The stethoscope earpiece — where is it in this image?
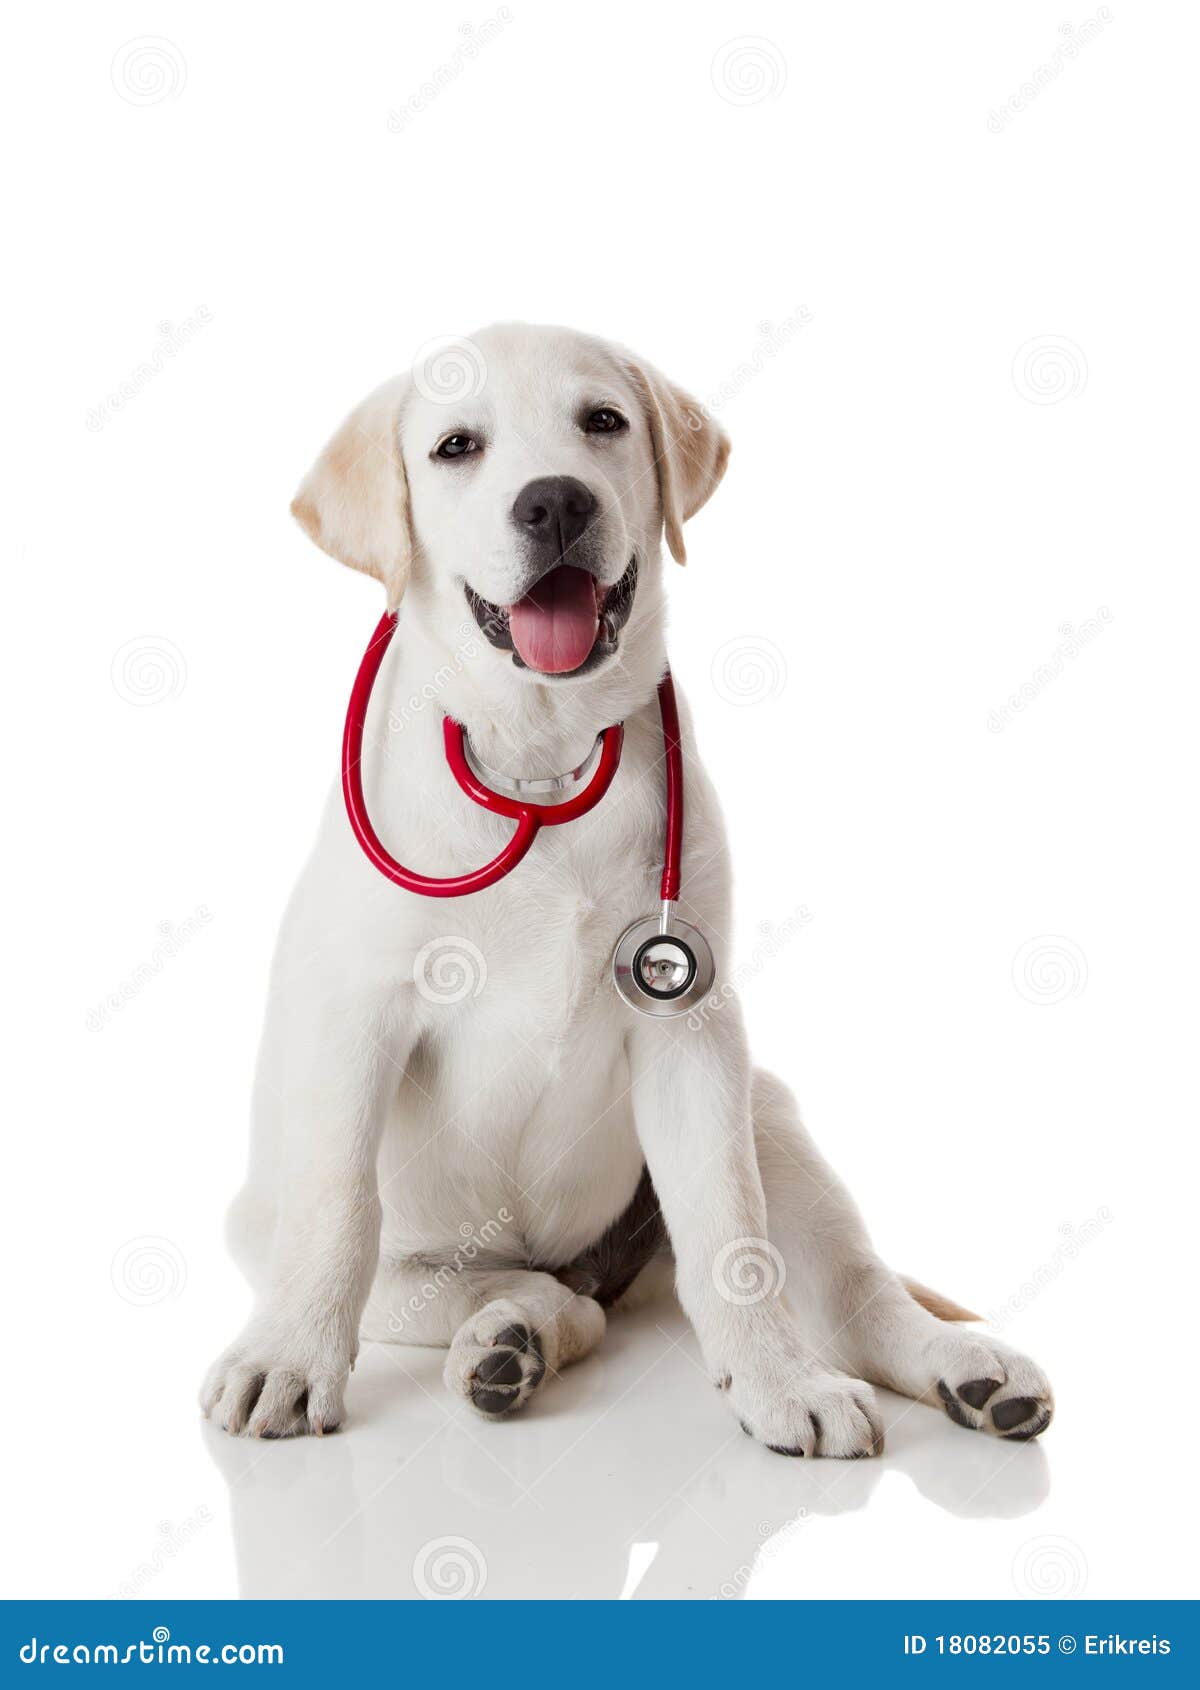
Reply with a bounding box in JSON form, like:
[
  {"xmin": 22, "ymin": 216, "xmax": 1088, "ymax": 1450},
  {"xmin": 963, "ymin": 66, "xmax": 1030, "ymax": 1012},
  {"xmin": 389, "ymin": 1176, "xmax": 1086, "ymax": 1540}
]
[{"xmin": 612, "ymin": 905, "xmax": 716, "ymax": 1019}]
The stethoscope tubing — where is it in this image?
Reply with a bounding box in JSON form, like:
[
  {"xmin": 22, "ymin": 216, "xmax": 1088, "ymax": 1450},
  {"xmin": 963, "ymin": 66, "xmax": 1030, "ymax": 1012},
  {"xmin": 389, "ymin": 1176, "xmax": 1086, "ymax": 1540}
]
[{"xmin": 342, "ymin": 610, "xmax": 686, "ymax": 900}]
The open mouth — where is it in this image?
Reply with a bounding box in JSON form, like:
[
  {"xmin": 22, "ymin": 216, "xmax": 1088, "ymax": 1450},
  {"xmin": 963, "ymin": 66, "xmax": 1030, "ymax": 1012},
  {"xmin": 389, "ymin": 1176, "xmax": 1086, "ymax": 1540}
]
[{"xmin": 465, "ymin": 557, "xmax": 638, "ymax": 678}]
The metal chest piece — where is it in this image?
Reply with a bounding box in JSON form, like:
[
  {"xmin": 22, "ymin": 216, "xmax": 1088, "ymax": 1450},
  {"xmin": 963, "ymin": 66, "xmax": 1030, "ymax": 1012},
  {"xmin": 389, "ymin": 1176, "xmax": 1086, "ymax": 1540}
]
[{"xmin": 612, "ymin": 901, "xmax": 716, "ymax": 1019}]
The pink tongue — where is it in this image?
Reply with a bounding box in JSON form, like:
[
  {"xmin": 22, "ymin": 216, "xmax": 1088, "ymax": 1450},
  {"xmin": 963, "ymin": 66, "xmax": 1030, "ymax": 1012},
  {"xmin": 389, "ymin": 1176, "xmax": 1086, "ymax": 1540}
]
[{"xmin": 508, "ymin": 566, "xmax": 600, "ymax": 675}]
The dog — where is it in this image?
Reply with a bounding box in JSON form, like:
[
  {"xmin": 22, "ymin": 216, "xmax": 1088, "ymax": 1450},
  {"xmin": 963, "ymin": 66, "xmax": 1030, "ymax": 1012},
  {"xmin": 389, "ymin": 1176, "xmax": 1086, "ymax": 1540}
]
[{"xmin": 201, "ymin": 323, "xmax": 1053, "ymax": 1454}]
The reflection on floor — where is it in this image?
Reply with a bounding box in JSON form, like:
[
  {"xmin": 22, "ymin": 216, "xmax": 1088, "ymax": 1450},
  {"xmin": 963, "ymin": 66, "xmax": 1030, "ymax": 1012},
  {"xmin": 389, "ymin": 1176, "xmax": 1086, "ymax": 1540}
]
[{"xmin": 203, "ymin": 1303, "xmax": 1051, "ymax": 1600}]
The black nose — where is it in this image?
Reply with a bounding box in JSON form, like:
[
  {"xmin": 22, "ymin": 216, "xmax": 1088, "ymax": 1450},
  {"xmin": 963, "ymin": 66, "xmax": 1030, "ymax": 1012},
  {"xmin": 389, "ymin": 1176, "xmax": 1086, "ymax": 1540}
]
[{"xmin": 511, "ymin": 476, "xmax": 597, "ymax": 558}]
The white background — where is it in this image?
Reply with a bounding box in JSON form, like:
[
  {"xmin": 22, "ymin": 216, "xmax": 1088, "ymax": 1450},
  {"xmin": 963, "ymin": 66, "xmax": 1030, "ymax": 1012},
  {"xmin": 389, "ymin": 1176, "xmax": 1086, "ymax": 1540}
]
[{"xmin": 4, "ymin": 0, "xmax": 1198, "ymax": 1602}]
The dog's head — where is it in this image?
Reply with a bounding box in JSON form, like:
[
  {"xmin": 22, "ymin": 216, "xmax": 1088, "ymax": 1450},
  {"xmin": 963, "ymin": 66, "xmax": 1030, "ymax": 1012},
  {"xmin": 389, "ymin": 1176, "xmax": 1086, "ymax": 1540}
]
[{"xmin": 291, "ymin": 324, "xmax": 729, "ymax": 690}]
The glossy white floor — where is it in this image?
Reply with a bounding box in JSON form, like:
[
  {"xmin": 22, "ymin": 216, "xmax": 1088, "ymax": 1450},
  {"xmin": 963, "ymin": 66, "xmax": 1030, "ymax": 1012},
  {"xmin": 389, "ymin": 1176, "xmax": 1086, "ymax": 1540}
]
[
  {"xmin": 8, "ymin": 1265, "xmax": 1189, "ymax": 1603},
  {"xmin": 194, "ymin": 1304, "xmax": 1123, "ymax": 1603}
]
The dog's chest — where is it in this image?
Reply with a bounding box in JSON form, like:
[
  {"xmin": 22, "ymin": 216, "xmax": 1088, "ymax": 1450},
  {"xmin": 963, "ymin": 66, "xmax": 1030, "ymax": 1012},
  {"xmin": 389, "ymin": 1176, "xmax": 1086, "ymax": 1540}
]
[
  {"xmin": 398, "ymin": 747, "xmax": 660, "ymax": 1036},
  {"xmin": 442, "ymin": 857, "xmax": 637, "ymax": 1050},
  {"xmin": 390, "ymin": 850, "xmax": 649, "ymax": 1259}
]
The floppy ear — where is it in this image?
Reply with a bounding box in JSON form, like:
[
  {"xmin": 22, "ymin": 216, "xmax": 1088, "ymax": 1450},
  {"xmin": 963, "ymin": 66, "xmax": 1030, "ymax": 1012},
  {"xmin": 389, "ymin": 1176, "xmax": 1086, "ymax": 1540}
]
[
  {"xmin": 622, "ymin": 357, "xmax": 731, "ymax": 564},
  {"xmin": 290, "ymin": 378, "xmax": 413, "ymax": 609}
]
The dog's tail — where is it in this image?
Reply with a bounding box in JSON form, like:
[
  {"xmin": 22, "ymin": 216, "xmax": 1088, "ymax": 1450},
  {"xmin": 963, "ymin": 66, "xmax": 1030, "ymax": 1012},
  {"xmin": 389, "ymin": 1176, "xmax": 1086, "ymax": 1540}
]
[{"xmin": 901, "ymin": 1275, "xmax": 980, "ymax": 1323}]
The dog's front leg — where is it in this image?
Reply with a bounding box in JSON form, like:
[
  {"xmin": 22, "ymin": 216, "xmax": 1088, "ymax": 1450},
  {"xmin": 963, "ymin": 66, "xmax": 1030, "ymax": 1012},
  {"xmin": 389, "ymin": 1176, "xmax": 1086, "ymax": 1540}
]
[
  {"xmin": 629, "ymin": 1005, "xmax": 884, "ymax": 1458},
  {"xmin": 201, "ymin": 983, "xmax": 403, "ymax": 1438}
]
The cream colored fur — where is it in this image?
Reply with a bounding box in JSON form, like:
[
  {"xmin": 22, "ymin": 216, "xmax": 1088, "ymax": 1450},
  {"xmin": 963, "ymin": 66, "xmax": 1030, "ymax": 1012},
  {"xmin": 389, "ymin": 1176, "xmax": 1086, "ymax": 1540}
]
[{"xmin": 202, "ymin": 323, "xmax": 1053, "ymax": 1455}]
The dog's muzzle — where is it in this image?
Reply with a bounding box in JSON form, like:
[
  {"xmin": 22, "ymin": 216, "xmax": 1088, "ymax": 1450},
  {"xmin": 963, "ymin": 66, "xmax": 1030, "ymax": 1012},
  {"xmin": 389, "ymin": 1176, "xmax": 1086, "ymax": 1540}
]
[{"xmin": 465, "ymin": 555, "xmax": 638, "ymax": 678}]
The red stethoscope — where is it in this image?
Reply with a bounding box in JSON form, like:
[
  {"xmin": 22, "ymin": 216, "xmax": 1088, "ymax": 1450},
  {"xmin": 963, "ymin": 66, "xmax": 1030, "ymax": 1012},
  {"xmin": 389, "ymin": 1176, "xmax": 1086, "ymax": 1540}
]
[{"xmin": 342, "ymin": 612, "xmax": 716, "ymax": 1017}]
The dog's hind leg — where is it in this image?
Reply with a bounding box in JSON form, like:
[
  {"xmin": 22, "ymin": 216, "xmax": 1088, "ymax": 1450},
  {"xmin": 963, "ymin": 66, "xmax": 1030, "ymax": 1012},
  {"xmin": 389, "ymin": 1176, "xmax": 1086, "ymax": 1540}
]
[
  {"xmin": 363, "ymin": 1260, "xmax": 606, "ymax": 1419},
  {"xmin": 752, "ymin": 1069, "xmax": 1054, "ymax": 1443}
]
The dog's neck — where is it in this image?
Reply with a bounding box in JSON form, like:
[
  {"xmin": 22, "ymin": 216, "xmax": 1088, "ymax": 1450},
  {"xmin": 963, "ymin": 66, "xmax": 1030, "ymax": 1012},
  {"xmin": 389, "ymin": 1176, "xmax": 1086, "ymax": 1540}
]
[{"xmin": 393, "ymin": 581, "xmax": 669, "ymax": 779}]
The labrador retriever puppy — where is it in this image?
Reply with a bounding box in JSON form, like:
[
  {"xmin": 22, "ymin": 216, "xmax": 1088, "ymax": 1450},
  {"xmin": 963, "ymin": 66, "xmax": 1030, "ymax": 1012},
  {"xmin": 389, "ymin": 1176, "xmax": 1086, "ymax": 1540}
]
[{"xmin": 202, "ymin": 323, "xmax": 1053, "ymax": 1454}]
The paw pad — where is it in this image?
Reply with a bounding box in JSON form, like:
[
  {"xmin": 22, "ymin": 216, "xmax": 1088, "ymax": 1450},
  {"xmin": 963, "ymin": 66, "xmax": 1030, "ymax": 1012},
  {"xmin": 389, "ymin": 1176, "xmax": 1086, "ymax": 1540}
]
[
  {"xmin": 992, "ymin": 1395, "xmax": 1052, "ymax": 1439},
  {"xmin": 937, "ymin": 1379, "xmax": 976, "ymax": 1429},
  {"xmin": 957, "ymin": 1377, "xmax": 1002, "ymax": 1411},
  {"xmin": 469, "ymin": 1322, "xmax": 546, "ymax": 1418},
  {"xmin": 476, "ymin": 1348, "xmax": 524, "ymax": 1388},
  {"xmin": 937, "ymin": 1378, "xmax": 1052, "ymax": 1440}
]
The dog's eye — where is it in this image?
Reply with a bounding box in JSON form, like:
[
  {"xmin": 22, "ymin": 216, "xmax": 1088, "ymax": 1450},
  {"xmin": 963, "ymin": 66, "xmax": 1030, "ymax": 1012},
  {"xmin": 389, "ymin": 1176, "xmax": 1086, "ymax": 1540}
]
[
  {"xmin": 584, "ymin": 408, "xmax": 627, "ymax": 435},
  {"xmin": 434, "ymin": 433, "xmax": 479, "ymax": 460}
]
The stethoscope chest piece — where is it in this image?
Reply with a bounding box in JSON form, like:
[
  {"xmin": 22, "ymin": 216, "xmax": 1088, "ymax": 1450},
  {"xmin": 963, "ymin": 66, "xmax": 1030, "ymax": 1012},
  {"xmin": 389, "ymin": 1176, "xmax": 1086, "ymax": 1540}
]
[{"xmin": 612, "ymin": 907, "xmax": 716, "ymax": 1019}]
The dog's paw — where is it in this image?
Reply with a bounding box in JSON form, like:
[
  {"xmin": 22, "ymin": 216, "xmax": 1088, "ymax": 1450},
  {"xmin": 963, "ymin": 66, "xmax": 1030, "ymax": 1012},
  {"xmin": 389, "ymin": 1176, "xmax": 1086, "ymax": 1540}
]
[
  {"xmin": 200, "ymin": 1328, "xmax": 350, "ymax": 1438},
  {"xmin": 444, "ymin": 1299, "xmax": 549, "ymax": 1418},
  {"xmin": 725, "ymin": 1351, "xmax": 884, "ymax": 1458},
  {"xmin": 928, "ymin": 1330, "xmax": 1053, "ymax": 1442}
]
